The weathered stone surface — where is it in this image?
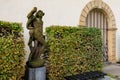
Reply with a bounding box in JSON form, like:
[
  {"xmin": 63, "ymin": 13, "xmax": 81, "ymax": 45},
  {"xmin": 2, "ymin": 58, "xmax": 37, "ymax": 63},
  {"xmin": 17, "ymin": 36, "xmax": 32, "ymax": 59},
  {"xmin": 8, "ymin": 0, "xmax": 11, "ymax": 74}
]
[{"xmin": 26, "ymin": 7, "xmax": 45, "ymax": 68}]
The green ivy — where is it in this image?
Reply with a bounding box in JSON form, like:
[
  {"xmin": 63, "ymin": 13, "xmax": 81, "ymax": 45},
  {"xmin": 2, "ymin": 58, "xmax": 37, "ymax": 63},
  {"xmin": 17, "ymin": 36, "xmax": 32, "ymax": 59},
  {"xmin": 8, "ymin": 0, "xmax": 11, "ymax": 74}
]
[
  {"xmin": 0, "ymin": 21, "xmax": 25, "ymax": 80},
  {"xmin": 46, "ymin": 26, "xmax": 103, "ymax": 80}
]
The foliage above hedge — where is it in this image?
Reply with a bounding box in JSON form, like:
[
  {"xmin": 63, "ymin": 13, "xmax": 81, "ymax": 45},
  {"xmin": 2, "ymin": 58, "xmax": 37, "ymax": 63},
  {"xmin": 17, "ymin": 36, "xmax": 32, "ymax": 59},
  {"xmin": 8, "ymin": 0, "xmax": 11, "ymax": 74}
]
[
  {"xmin": 0, "ymin": 21, "xmax": 25, "ymax": 80},
  {"xmin": 46, "ymin": 26, "xmax": 103, "ymax": 80},
  {"xmin": 0, "ymin": 21, "xmax": 22, "ymax": 32}
]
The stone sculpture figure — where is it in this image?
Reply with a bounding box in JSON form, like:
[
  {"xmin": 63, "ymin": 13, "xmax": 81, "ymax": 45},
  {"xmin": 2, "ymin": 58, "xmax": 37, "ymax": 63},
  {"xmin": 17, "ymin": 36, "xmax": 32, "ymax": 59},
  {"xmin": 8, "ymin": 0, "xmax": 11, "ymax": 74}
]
[{"xmin": 26, "ymin": 7, "xmax": 45, "ymax": 68}]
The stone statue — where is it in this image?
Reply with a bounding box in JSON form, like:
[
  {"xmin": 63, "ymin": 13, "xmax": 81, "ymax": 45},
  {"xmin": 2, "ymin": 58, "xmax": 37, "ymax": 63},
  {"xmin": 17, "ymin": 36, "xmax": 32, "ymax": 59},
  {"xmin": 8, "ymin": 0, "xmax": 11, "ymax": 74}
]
[{"xmin": 26, "ymin": 7, "xmax": 45, "ymax": 68}]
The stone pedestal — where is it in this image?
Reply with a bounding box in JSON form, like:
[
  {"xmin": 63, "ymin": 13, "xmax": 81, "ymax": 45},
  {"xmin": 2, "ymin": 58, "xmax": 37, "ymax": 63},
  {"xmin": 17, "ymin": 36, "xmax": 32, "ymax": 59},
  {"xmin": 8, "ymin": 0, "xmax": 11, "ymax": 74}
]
[{"xmin": 28, "ymin": 66, "xmax": 46, "ymax": 80}]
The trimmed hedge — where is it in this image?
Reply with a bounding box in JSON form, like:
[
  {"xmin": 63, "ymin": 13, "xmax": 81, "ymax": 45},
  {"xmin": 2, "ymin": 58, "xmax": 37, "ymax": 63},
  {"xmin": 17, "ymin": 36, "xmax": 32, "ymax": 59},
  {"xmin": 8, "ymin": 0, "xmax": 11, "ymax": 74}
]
[
  {"xmin": 0, "ymin": 21, "xmax": 25, "ymax": 80},
  {"xmin": 46, "ymin": 26, "xmax": 103, "ymax": 80}
]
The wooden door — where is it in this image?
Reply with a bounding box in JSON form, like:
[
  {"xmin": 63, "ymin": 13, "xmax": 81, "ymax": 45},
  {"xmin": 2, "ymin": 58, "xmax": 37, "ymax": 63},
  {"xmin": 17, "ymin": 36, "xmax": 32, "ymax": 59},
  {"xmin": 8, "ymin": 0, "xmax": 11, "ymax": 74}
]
[{"xmin": 86, "ymin": 9, "xmax": 108, "ymax": 61}]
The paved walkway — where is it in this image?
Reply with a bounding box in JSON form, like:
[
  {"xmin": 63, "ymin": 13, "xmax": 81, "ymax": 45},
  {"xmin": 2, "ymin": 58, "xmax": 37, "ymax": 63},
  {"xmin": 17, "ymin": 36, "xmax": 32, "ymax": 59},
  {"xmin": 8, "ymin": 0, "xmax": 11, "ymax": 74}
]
[{"xmin": 103, "ymin": 63, "xmax": 120, "ymax": 78}]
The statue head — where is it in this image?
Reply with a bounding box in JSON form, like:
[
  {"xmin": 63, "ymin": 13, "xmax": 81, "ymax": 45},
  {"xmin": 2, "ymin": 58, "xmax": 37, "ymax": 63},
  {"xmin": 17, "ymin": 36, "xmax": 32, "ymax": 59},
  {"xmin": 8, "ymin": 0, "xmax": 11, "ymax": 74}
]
[{"xmin": 36, "ymin": 10, "xmax": 45, "ymax": 18}]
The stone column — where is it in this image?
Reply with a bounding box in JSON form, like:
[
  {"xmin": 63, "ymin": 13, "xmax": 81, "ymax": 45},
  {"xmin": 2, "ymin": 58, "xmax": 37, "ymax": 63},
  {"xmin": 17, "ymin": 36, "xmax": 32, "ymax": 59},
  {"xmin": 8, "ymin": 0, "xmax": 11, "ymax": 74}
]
[{"xmin": 108, "ymin": 28, "xmax": 117, "ymax": 63}]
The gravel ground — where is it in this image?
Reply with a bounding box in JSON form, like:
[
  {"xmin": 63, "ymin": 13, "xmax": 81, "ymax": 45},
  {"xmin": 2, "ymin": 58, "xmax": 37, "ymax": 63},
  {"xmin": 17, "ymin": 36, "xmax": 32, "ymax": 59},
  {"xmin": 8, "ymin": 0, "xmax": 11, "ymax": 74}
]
[
  {"xmin": 103, "ymin": 63, "xmax": 120, "ymax": 79},
  {"xmin": 98, "ymin": 76, "xmax": 120, "ymax": 80}
]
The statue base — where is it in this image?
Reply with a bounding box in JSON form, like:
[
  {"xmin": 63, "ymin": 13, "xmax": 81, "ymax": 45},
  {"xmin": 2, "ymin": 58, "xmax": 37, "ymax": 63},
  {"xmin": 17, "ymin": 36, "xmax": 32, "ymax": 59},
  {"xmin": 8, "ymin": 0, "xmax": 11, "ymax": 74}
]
[{"xmin": 25, "ymin": 66, "xmax": 46, "ymax": 80}]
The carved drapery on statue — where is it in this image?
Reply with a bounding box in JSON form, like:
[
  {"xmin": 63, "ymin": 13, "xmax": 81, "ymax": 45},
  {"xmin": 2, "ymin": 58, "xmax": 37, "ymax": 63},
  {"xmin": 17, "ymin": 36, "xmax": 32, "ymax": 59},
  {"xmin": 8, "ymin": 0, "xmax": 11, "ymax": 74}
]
[{"xmin": 26, "ymin": 7, "xmax": 45, "ymax": 68}]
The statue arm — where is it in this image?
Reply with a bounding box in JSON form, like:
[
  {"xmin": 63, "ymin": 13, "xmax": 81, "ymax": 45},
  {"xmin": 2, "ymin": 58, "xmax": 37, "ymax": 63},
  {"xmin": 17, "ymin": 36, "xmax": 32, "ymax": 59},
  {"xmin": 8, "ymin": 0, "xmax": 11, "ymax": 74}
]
[
  {"xmin": 26, "ymin": 17, "xmax": 35, "ymax": 29},
  {"xmin": 26, "ymin": 7, "xmax": 37, "ymax": 29},
  {"xmin": 27, "ymin": 7, "xmax": 37, "ymax": 18}
]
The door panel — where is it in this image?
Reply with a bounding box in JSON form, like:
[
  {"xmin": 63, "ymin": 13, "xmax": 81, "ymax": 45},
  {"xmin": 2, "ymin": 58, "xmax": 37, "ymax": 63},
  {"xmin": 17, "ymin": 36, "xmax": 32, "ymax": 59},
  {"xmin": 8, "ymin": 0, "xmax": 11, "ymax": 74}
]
[{"xmin": 86, "ymin": 9, "xmax": 108, "ymax": 61}]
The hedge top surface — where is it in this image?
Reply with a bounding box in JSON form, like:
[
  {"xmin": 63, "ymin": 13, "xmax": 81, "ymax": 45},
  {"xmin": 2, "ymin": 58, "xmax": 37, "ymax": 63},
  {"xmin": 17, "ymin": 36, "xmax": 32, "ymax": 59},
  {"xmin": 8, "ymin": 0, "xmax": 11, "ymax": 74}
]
[
  {"xmin": 0, "ymin": 21, "xmax": 22, "ymax": 32},
  {"xmin": 46, "ymin": 26, "xmax": 101, "ymax": 38}
]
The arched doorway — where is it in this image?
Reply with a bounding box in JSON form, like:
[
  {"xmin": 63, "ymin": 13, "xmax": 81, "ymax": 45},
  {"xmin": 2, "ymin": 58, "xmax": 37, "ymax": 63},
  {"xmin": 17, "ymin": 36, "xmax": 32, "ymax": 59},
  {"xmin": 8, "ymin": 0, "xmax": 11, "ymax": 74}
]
[
  {"xmin": 86, "ymin": 8, "xmax": 108, "ymax": 61},
  {"xmin": 79, "ymin": 0, "xmax": 117, "ymax": 63}
]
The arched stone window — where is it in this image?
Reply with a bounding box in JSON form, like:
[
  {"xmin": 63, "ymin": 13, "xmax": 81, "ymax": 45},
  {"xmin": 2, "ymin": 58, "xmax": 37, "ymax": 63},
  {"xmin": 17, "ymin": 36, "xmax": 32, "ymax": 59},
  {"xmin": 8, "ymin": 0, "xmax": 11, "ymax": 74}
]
[{"xmin": 79, "ymin": 0, "xmax": 117, "ymax": 63}]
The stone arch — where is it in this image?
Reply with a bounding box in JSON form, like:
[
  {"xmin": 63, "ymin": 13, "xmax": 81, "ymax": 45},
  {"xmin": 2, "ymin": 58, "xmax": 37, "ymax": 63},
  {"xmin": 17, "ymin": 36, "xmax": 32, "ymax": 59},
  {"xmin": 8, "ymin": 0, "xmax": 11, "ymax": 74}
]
[{"xmin": 79, "ymin": 0, "xmax": 117, "ymax": 63}]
